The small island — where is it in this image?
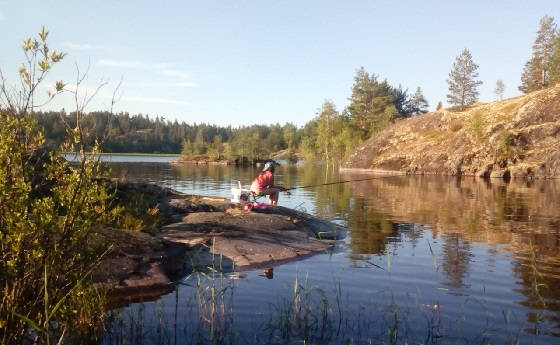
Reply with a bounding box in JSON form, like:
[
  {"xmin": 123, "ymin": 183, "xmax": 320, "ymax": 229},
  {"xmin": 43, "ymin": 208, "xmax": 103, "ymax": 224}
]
[{"xmin": 94, "ymin": 180, "xmax": 345, "ymax": 305}]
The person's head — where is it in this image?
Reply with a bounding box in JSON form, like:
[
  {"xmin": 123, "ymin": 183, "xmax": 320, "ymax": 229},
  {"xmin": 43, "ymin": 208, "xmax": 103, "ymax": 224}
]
[{"xmin": 262, "ymin": 161, "xmax": 276, "ymax": 173}]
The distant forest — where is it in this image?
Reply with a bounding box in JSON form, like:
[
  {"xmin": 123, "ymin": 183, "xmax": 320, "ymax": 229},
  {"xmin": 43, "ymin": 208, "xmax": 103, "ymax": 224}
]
[
  {"xmin": 34, "ymin": 110, "xmax": 303, "ymax": 159},
  {"xmin": 32, "ymin": 15, "xmax": 560, "ymax": 164},
  {"xmin": 33, "ymin": 67, "xmax": 428, "ymax": 163}
]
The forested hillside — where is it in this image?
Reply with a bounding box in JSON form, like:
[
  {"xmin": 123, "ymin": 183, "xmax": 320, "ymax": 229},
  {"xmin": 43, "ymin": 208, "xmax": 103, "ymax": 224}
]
[
  {"xmin": 33, "ymin": 110, "xmax": 300, "ymax": 159},
  {"xmin": 343, "ymin": 86, "xmax": 560, "ymax": 179}
]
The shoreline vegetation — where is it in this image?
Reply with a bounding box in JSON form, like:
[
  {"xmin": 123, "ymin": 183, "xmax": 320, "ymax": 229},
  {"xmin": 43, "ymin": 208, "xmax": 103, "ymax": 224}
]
[
  {"xmin": 170, "ymin": 155, "xmax": 274, "ymax": 166},
  {"xmin": 65, "ymin": 152, "xmax": 180, "ymax": 157}
]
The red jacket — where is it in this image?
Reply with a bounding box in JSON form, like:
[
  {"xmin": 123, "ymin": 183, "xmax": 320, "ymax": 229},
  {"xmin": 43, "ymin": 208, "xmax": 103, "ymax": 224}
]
[{"xmin": 250, "ymin": 170, "xmax": 274, "ymax": 192}]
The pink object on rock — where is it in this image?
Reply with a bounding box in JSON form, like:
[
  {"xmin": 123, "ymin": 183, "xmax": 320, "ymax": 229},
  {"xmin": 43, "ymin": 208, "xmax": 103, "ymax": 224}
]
[
  {"xmin": 244, "ymin": 202, "xmax": 269, "ymax": 211},
  {"xmin": 254, "ymin": 202, "xmax": 269, "ymax": 210}
]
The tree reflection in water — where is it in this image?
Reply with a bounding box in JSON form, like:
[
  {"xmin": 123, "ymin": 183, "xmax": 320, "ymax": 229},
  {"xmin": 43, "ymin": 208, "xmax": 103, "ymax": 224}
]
[{"xmin": 106, "ymin": 161, "xmax": 560, "ymax": 340}]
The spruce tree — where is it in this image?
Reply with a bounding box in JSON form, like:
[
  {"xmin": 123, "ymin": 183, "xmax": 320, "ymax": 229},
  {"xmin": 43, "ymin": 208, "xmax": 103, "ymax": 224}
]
[
  {"xmin": 446, "ymin": 48, "xmax": 482, "ymax": 110},
  {"xmin": 494, "ymin": 80, "xmax": 506, "ymax": 100},
  {"xmin": 519, "ymin": 16, "xmax": 558, "ymax": 93},
  {"xmin": 392, "ymin": 85, "xmax": 411, "ymax": 117},
  {"xmin": 409, "ymin": 87, "xmax": 429, "ymax": 115}
]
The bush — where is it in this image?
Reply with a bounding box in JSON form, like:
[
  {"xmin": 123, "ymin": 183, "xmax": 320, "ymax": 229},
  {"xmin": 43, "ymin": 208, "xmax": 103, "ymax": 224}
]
[
  {"xmin": 469, "ymin": 111, "xmax": 485, "ymax": 140},
  {"xmin": 0, "ymin": 114, "xmax": 113, "ymax": 344},
  {"xmin": 448, "ymin": 119, "xmax": 463, "ymax": 132},
  {"xmin": 497, "ymin": 130, "xmax": 514, "ymax": 160},
  {"xmin": 0, "ymin": 27, "xmax": 112, "ymax": 345}
]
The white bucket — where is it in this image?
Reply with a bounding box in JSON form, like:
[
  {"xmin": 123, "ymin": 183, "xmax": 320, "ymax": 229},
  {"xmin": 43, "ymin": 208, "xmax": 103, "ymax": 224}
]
[{"xmin": 231, "ymin": 188, "xmax": 251, "ymax": 203}]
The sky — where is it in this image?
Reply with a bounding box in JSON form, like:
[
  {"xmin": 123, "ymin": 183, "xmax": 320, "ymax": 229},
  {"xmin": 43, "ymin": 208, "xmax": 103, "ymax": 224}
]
[{"xmin": 1, "ymin": 1, "xmax": 559, "ymax": 127}]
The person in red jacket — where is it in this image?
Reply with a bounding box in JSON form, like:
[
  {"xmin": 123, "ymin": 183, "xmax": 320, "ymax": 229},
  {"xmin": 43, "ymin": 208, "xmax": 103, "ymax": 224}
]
[{"xmin": 250, "ymin": 161, "xmax": 286, "ymax": 205}]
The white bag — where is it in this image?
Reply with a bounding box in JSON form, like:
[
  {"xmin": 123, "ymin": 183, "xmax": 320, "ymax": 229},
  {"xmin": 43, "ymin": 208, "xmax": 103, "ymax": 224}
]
[{"xmin": 231, "ymin": 187, "xmax": 251, "ymax": 203}]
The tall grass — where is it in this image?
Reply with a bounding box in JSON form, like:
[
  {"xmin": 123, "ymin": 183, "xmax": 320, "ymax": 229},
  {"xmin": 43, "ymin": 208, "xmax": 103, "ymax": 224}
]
[{"xmin": 102, "ymin": 240, "xmax": 555, "ymax": 345}]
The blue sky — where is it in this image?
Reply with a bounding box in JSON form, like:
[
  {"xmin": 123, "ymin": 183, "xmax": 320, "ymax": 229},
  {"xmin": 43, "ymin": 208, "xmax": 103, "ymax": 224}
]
[{"xmin": 1, "ymin": 1, "xmax": 558, "ymax": 126}]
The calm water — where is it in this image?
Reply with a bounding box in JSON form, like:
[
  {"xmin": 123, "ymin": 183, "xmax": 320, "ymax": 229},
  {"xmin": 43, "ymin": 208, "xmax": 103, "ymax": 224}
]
[{"xmin": 101, "ymin": 157, "xmax": 560, "ymax": 344}]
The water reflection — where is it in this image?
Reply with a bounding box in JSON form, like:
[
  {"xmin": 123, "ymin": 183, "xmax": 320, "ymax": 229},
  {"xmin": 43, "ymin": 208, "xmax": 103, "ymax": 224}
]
[
  {"xmin": 339, "ymin": 173, "xmax": 560, "ymax": 336},
  {"xmin": 104, "ymin": 161, "xmax": 560, "ymax": 342}
]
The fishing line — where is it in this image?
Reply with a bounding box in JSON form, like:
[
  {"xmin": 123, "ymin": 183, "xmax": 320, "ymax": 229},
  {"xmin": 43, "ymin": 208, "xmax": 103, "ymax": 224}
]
[{"xmin": 285, "ymin": 174, "xmax": 401, "ymax": 191}]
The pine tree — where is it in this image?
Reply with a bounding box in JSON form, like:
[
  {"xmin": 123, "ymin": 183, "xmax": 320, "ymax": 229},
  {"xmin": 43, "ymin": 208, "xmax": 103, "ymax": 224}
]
[
  {"xmin": 408, "ymin": 87, "xmax": 429, "ymax": 115},
  {"xmin": 346, "ymin": 67, "xmax": 399, "ymax": 139},
  {"xmin": 494, "ymin": 80, "xmax": 506, "ymax": 100},
  {"xmin": 549, "ymin": 34, "xmax": 560, "ymax": 85},
  {"xmin": 446, "ymin": 48, "xmax": 482, "ymax": 110},
  {"xmin": 519, "ymin": 16, "xmax": 558, "ymax": 93},
  {"xmin": 436, "ymin": 101, "xmax": 443, "ymax": 111}
]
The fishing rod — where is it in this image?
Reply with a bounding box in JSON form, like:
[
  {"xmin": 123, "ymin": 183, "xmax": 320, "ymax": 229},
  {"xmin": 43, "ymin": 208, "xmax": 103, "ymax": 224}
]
[{"xmin": 284, "ymin": 174, "xmax": 400, "ymax": 191}]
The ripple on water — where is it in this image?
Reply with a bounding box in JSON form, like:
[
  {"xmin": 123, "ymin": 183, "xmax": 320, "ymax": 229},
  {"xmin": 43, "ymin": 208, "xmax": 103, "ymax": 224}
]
[{"xmin": 102, "ymin": 161, "xmax": 560, "ymax": 344}]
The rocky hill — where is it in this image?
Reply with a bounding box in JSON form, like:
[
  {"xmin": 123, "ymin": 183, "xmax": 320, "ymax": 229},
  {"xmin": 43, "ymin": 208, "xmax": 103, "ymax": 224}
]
[{"xmin": 343, "ymin": 86, "xmax": 560, "ymax": 179}]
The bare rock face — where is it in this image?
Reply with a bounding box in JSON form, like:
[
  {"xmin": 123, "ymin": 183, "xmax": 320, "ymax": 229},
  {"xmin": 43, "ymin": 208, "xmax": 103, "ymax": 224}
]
[
  {"xmin": 159, "ymin": 198, "xmax": 344, "ymax": 270},
  {"xmin": 95, "ymin": 183, "xmax": 346, "ymax": 305},
  {"xmin": 343, "ymin": 86, "xmax": 560, "ymax": 179}
]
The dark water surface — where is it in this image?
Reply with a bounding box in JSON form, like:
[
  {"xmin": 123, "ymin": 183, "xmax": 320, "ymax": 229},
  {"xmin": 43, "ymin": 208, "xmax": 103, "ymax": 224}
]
[{"xmin": 101, "ymin": 158, "xmax": 560, "ymax": 344}]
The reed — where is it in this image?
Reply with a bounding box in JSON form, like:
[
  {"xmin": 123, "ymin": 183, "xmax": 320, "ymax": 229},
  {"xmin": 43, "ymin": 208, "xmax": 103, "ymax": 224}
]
[{"xmin": 101, "ymin": 244, "xmax": 554, "ymax": 345}]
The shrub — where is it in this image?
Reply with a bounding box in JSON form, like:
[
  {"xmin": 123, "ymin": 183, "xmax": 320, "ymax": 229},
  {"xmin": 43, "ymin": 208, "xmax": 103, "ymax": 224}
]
[
  {"xmin": 448, "ymin": 119, "xmax": 463, "ymax": 132},
  {"xmin": 497, "ymin": 130, "xmax": 514, "ymax": 160},
  {"xmin": 469, "ymin": 111, "xmax": 485, "ymax": 140},
  {"xmin": 0, "ymin": 115, "xmax": 112, "ymax": 344},
  {"xmin": 0, "ymin": 27, "xmax": 112, "ymax": 345}
]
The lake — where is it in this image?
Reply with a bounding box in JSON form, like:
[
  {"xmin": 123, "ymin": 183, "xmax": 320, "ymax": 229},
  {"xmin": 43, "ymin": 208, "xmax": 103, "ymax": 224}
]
[{"xmin": 101, "ymin": 156, "xmax": 560, "ymax": 345}]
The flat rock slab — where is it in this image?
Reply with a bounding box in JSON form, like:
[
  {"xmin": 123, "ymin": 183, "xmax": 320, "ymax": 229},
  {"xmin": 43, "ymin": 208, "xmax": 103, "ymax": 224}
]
[
  {"xmin": 94, "ymin": 182, "xmax": 346, "ymax": 305},
  {"xmin": 92, "ymin": 227, "xmax": 189, "ymax": 307},
  {"xmin": 160, "ymin": 208, "xmax": 335, "ymax": 269}
]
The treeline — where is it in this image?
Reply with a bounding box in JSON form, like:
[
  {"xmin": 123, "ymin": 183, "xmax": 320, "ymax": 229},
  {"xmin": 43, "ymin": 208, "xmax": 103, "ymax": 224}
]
[
  {"xmin": 33, "ymin": 67, "xmax": 429, "ymax": 165},
  {"xmin": 33, "ymin": 110, "xmax": 302, "ymax": 160},
  {"xmin": 299, "ymin": 68, "xmax": 428, "ymax": 165}
]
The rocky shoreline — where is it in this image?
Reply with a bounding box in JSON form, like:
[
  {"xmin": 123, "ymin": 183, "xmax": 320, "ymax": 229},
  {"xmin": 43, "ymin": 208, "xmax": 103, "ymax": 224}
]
[
  {"xmin": 343, "ymin": 87, "xmax": 560, "ymax": 179},
  {"xmin": 94, "ymin": 181, "xmax": 345, "ymax": 306},
  {"xmin": 170, "ymin": 156, "xmax": 275, "ymax": 166}
]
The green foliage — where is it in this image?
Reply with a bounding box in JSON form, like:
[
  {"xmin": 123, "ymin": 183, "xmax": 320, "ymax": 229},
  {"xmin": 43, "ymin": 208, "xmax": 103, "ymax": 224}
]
[
  {"xmin": 550, "ymin": 35, "xmax": 560, "ymax": 85},
  {"xmin": 469, "ymin": 111, "xmax": 485, "ymax": 141},
  {"xmin": 293, "ymin": 67, "xmax": 427, "ymax": 164},
  {"xmin": 193, "ymin": 128, "xmax": 206, "ymax": 155},
  {"xmin": 315, "ymin": 100, "xmax": 338, "ymax": 164},
  {"xmin": 346, "ymin": 67, "xmax": 401, "ymax": 140},
  {"xmin": 0, "ymin": 28, "xmax": 112, "ymax": 345},
  {"xmin": 296, "ymin": 101, "xmax": 360, "ymax": 165},
  {"xmin": 107, "ymin": 191, "xmax": 164, "ymax": 234},
  {"xmin": 181, "ymin": 138, "xmax": 194, "ymax": 157},
  {"xmin": 30, "ymin": 67, "xmax": 429, "ymax": 166},
  {"xmin": 392, "ymin": 85, "xmax": 429, "ymax": 116},
  {"xmin": 497, "ymin": 130, "xmax": 514, "ymax": 160},
  {"xmin": 0, "ymin": 114, "xmax": 110, "ymax": 344},
  {"xmin": 409, "ymin": 87, "xmax": 430, "ymax": 115},
  {"xmin": 446, "ymin": 48, "xmax": 482, "ymax": 110},
  {"xmin": 519, "ymin": 16, "xmax": 558, "ymax": 93}
]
